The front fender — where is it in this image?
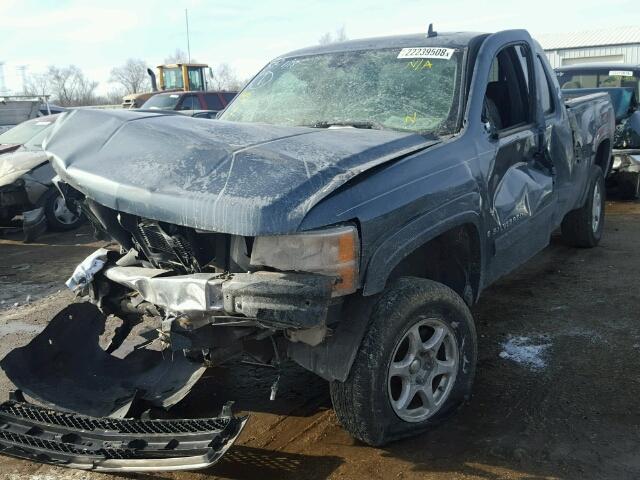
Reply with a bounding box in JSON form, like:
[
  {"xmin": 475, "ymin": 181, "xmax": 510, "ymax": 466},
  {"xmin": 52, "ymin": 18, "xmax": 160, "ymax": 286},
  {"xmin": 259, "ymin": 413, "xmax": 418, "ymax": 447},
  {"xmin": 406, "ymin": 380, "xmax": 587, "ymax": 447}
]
[{"xmin": 362, "ymin": 192, "xmax": 483, "ymax": 296}]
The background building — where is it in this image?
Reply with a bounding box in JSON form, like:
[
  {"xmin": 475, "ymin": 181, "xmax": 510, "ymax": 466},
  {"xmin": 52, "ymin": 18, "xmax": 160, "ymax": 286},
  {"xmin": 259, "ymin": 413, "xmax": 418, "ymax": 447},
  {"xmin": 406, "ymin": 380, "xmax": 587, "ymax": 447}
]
[{"xmin": 538, "ymin": 26, "xmax": 640, "ymax": 68}]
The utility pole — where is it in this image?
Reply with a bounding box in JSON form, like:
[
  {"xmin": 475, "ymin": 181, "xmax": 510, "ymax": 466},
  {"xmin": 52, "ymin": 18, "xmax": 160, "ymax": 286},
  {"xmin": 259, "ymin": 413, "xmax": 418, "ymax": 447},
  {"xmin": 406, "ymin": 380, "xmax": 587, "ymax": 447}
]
[
  {"xmin": 185, "ymin": 9, "xmax": 191, "ymax": 63},
  {"xmin": 17, "ymin": 65, "xmax": 28, "ymax": 93},
  {"xmin": 0, "ymin": 62, "xmax": 6, "ymax": 95}
]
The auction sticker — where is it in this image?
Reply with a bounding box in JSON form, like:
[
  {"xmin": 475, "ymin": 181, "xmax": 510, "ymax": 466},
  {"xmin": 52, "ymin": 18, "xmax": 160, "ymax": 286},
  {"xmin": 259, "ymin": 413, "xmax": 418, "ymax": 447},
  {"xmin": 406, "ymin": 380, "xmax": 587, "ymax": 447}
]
[
  {"xmin": 398, "ymin": 47, "xmax": 455, "ymax": 60},
  {"xmin": 609, "ymin": 70, "xmax": 633, "ymax": 77}
]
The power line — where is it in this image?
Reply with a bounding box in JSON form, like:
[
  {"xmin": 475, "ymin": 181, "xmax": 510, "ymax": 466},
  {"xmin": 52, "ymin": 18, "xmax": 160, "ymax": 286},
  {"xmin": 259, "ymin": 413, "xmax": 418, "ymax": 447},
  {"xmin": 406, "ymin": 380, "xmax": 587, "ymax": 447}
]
[
  {"xmin": 185, "ymin": 9, "xmax": 191, "ymax": 63},
  {"xmin": 17, "ymin": 65, "xmax": 28, "ymax": 93}
]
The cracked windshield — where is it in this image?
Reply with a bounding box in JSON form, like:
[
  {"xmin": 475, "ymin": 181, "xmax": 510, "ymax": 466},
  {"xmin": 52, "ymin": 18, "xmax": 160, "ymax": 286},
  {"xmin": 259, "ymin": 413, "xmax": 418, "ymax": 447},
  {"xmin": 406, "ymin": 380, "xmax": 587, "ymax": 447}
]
[{"xmin": 221, "ymin": 48, "xmax": 462, "ymax": 135}]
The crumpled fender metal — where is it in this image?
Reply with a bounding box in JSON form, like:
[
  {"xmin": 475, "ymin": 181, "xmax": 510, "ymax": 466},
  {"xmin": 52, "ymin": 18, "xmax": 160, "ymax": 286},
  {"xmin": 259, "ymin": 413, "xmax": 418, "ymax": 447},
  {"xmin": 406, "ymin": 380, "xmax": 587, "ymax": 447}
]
[
  {"xmin": 0, "ymin": 150, "xmax": 48, "ymax": 188},
  {"xmin": 288, "ymin": 293, "xmax": 378, "ymax": 382}
]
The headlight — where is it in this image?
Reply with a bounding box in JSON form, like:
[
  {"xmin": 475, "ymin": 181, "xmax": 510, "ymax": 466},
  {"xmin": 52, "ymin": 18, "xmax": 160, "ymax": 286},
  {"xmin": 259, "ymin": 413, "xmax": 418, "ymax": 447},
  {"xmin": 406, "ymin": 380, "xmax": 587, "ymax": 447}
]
[
  {"xmin": 250, "ymin": 225, "xmax": 359, "ymax": 296},
  {"xmin": 612, "ymin": 156, "xmax": 624, "ymax": 170}
]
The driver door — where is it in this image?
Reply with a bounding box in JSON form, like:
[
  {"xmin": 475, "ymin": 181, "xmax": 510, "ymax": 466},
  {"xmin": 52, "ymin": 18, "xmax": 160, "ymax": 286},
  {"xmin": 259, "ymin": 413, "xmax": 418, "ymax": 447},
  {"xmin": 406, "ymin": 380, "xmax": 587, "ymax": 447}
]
[{"xmin": 482, "ymin": 43, "xmax": 556, "ymax": 283}]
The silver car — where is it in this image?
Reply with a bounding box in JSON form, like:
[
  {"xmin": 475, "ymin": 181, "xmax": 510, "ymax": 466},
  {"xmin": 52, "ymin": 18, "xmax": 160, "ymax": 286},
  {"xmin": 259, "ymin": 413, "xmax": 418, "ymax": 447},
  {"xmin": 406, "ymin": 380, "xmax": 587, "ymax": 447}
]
[{"xmin": 0, "ymin": 115, "xmax": 83, "ymax": 241}]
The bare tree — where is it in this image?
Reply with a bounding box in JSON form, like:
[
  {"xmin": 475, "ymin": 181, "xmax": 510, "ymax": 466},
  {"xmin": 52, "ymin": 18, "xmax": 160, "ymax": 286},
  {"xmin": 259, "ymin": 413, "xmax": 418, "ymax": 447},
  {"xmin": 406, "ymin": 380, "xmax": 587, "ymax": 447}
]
[
  {"xmin": 23, "ymin": 73, "xmax": 49, "ymax": 96},
  {"xmin": 319, "ymin": 26, "xmax": 348, "ymax": 45},
  {"xmin": 48, "ymin": 66, "xmax": 99, "ymax": 106},
  {"xmin": 209, "ymin": 63, "xmax": 244, "ymax": 91},
  {"xmin": 110, "ymin": 58, "xmax": 150, "ymax": 94},
  {"xmin": 24, "ymin": 66, "xmax": 99, "ymax": 106},
  {"xmin": 164, "ymin": 49, "xmax": 197, "ymax": 64},
  {"xmin": 93, "ymin": 87, "xmax": 126, "ymax": 106}
]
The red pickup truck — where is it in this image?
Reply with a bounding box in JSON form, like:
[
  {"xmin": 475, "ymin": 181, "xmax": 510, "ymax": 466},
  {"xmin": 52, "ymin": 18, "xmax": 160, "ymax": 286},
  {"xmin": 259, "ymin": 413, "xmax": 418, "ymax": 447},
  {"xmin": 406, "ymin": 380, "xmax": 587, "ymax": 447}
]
[{"xmin": 140, "ymin": 91, "xmax": 237, "ymax": 117}]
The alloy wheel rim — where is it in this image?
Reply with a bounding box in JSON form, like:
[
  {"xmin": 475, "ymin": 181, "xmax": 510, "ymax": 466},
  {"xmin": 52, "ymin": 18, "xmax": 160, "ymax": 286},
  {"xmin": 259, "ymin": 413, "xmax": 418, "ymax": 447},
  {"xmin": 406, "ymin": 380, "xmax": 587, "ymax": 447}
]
[
  {"xmin": 387, "ymin": 317, "xmax": 459, "ymax": 422},
  {"xmin": 592, "ymin": 182, "xmax": 602, "ymax": 233},
  {"xmin": 53, "ymin": 195, "xmax": 79, "ymax": 225}
]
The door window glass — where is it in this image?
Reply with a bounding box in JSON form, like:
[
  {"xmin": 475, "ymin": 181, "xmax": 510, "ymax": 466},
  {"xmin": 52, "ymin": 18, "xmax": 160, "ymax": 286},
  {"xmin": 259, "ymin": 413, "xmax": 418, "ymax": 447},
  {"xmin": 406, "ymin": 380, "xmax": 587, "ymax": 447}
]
[
  {"xmin": 180, "ymin": 95, "xmax": 198, "ymax": 110},
  {"xmin": 187, "ymin": 67, "xmax": 204, "ymax": 91},
  {"xmin": 204, "ymin": 93, "xmax": 224, "ymax": 110},
  {"xmin": 483, "ymin": 45, "xmax": 532, "ymax": 131},
  {"xmin": 163, "ymin": 68, "xmax": 183, "ymax": 90},
  {"xmin": 536, "ymin": 57, "xmax": 554, "ymax": 114}
]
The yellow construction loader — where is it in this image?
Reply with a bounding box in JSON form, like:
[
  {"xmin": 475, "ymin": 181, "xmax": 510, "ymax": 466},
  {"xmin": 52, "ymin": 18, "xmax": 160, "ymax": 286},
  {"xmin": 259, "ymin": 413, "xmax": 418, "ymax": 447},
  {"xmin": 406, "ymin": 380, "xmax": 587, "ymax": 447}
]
[{"xmin": 121, "ymin": 63, "xmax": 211, "ymax": 108}]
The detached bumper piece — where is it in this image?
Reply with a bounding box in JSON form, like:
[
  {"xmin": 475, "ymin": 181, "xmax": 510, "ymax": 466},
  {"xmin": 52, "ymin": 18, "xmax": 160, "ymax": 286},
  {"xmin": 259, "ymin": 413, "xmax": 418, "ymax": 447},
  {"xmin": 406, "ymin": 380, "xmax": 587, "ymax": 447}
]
[
  {"xmin": 22, "ymin": 207, "xmax": 47, "ymax": 243},
  {"xmin": 0, "ymin": 398, "xmax": 247, "ymax": 472}
]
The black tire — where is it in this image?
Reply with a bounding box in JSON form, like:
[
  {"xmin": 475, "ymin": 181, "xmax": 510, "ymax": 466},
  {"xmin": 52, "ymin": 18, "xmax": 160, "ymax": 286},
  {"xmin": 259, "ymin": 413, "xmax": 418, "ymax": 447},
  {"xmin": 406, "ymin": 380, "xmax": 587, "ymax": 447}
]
[
  {"xmin": 560, "ymin": 165, "xmax": 605, "ymax": 248},
  {"xmin": 618, "ymin": 172, "xmax": 640, "ymax": 200},
  {"xmin": 43, "ymin": 189, "xmax": 84, "ymax": 231},
  {"xmin": 330, "ymin": 278, "xmax": 477, "ymax": 446}
]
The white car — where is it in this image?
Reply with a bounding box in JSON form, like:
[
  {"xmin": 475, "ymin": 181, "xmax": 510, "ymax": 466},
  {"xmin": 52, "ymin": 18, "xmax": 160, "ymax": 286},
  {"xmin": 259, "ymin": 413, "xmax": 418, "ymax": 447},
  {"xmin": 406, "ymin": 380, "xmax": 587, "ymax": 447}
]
[{"xmin": 0, "ymin": 115, "xmax": 83, "ymax": 241}]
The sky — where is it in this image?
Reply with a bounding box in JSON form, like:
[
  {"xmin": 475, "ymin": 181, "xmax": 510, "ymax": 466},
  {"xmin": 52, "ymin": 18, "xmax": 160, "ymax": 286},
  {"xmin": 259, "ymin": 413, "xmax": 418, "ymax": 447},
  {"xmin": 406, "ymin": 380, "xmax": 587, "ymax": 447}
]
[{"xmin": 1, "ymin": 0, "xmax": 637, "ymax": 94}]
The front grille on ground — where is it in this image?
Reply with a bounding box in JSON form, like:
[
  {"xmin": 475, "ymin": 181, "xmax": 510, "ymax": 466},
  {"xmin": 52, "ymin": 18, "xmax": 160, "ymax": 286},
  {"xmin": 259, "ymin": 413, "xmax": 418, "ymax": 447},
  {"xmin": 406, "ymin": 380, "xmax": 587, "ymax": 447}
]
[
  {"xmin": 0, "ymin": 402, "xmax": 230, "ymax": 435},
  {"xmin": 0, "ymin": 399, "xmax": 247, "ymax": 472}
]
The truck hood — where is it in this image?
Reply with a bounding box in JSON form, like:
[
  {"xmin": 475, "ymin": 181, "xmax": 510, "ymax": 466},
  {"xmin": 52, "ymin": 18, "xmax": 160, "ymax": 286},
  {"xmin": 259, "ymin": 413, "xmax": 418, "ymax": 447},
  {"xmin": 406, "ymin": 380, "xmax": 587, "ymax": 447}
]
[
  {"xmin": 46, "ymin": 109, "xmax": 438, "ymax": 236},
  {"xmin": 0, "ymin": 149, "xmax": 48, "ymax": 187}
]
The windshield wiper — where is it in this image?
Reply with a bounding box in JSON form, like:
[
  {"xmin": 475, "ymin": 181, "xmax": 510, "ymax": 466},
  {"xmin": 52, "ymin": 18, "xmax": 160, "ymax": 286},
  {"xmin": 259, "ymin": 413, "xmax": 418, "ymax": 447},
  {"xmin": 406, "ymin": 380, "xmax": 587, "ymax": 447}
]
[{"xmin": 305, "ymin": 120, "xmax": 385, "ymax": 130}]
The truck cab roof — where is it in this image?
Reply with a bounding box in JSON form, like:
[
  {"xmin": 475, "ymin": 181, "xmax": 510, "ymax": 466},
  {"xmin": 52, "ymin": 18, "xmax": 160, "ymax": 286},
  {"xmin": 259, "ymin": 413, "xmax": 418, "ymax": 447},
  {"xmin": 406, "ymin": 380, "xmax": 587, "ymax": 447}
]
[
  {"xmin": 279, "ymin": 31, "xmax": 489, "ymax": 59},
  {"xmin": 556, "ymin": 63, "xmax": 640, "ymax": 71}
]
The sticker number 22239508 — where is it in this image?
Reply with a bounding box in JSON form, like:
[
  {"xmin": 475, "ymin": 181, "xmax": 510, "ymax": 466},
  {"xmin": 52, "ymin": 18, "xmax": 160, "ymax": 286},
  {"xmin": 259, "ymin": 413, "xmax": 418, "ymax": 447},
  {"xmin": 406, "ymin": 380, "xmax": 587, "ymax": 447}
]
[{"xmin": 397, "ymin": 47, "xmax": 455, "ymax": 60}]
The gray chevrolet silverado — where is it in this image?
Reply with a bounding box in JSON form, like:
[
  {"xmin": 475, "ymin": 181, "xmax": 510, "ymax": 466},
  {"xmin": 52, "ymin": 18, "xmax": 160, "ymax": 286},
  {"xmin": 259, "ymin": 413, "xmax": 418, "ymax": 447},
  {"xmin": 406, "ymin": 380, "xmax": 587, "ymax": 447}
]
[{"xmin": 0, "ymin": 28, "xmax": 614, "ymax": 471}]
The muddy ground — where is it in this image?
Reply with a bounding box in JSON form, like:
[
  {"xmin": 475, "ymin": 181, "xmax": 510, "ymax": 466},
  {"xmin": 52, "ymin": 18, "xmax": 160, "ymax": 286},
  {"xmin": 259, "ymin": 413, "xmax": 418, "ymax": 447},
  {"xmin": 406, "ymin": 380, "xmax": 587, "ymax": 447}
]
[{"xmin": 0, "ymin": 201, "xmax": 638, "ymax": 480}]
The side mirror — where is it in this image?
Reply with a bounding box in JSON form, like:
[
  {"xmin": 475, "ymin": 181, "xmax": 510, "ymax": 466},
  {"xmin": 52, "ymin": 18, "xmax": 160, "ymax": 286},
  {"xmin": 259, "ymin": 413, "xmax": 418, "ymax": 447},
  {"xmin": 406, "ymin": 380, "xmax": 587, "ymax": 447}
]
[{"xmin": 208, "ymin": 67, "xmax": 214, "ymax": 78}]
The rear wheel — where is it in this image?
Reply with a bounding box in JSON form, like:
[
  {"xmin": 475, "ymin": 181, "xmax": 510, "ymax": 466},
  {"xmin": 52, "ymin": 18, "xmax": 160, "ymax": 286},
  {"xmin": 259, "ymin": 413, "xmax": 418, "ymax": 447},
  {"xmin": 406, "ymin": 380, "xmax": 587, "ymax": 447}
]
[
  {"xmin": 561, "ymin": 165, "xmax": 605, "ymax": 248},
  {"xmin": 43, "ymin": 190, "xmax": 83, "ymax": 231},
  {"xmin": 330, "ymin": 278, "xmax": 477, "ymax": 446}
]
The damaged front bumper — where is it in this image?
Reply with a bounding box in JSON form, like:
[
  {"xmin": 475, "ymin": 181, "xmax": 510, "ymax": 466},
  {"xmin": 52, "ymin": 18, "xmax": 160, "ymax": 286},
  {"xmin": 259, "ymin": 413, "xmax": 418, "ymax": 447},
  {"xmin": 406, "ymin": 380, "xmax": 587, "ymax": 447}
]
[
  {"xmin": 611, "ymin": 149, "xmax": 640, "ymax": 173},
  {"xmin": 0, "ymin": 396, "xmax": 246, "ymax": 472},
  {"xmin": 99, "ymin": 265, "xmax": 335, "ymax": 329},
  {"xmin": 0, "ymin": 250, "xmax": 336, "ymax": 471}
]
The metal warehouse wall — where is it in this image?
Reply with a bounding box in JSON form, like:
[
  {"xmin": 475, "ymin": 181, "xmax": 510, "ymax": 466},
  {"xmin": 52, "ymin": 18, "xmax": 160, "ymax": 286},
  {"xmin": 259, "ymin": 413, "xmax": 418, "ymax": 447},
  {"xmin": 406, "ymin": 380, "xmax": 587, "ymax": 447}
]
[{"xmin": 544, "ymin": 44, "xmax": 640, "ymax": 68}]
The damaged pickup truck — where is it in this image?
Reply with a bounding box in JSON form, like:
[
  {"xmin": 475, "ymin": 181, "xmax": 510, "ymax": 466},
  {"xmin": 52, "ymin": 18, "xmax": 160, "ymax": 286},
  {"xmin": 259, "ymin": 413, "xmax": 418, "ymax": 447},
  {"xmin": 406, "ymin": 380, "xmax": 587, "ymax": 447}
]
[
  {"xmin": 557, "ymin": 64, "xmax": 640, "ymax": 198},
  {"xmin": 0, "ymin": 28, "xmax": 615, "ymax": 471}
]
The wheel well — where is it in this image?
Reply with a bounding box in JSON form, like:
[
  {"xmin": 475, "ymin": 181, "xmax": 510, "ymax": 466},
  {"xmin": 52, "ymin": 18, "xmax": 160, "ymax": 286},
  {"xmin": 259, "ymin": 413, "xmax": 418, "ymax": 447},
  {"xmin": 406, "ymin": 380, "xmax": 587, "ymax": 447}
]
[
  {"xmin": 595, "ymin": 139, "xmax": 611, "ymax": 176},
  {"xmin": 387, "ymin": 224, "xmax": 481, "ymax": 305}
]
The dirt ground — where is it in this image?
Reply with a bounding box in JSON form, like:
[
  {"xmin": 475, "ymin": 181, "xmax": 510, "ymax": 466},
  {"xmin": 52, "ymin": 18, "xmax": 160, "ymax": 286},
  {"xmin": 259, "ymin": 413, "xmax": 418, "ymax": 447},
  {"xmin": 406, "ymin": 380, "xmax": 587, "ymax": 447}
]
[{"xmin": 0, "ymin": 200, "xmax": 639, "ymax": 480}]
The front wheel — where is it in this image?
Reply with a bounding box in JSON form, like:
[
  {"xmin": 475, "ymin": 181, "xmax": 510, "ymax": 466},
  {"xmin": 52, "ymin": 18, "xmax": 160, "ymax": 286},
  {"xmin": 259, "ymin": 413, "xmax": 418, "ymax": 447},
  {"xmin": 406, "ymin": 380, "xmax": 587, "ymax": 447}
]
[
  {"xmin": 330, "ymin": 278, "xmax": 477, "ymax": 446},
  {"xmin": 560, "ymin": 165, "xmax": 605, "ymax": 248},
  {"xmin": 43, "ymin": 190, "xmax": 84, "ymax": 231}
]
